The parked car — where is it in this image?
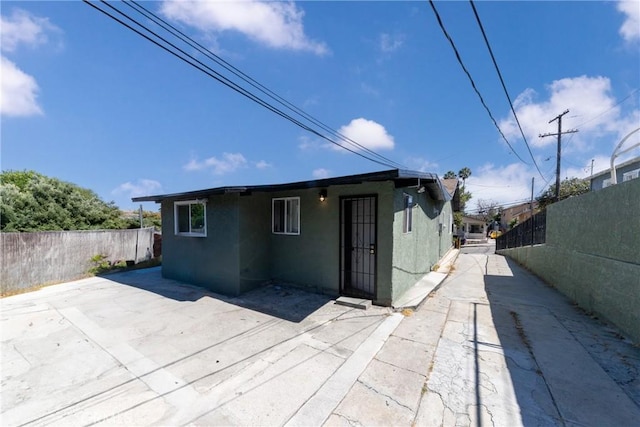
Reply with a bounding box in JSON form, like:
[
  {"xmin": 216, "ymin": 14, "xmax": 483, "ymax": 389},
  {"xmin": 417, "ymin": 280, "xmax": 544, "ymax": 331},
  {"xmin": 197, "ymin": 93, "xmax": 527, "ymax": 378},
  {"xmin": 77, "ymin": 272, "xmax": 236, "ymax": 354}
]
[{"xmin": 489, "ymin": 230, "xmax": 502, "ymax": 239}]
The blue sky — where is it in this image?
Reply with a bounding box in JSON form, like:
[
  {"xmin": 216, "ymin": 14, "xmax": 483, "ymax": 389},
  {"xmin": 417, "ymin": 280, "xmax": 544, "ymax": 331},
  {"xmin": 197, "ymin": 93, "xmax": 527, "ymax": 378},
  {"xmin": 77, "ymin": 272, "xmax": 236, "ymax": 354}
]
[{"xmin": 2, "ymin": 1, "xmax": 639, "ymax": 212}]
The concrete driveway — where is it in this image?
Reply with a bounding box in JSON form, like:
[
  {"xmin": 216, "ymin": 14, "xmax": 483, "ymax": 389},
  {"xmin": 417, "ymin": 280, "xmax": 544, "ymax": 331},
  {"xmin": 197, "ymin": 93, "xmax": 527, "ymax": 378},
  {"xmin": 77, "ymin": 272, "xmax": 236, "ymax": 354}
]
[
  {"xmin": 1, "ymin": 268, "xmax": 400, "ymax": 426},
  {"xmin": 4, "ymin": 247, "xmax": 640, "ymax": 426}
]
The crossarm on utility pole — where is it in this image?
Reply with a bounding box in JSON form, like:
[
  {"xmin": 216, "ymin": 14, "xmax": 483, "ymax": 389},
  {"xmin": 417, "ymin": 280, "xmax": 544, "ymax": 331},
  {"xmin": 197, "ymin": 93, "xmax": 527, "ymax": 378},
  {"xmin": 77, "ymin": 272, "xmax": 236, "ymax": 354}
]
[{"xmin": 539, "ymin": 109, "xmax": 578, "ymax": 202}]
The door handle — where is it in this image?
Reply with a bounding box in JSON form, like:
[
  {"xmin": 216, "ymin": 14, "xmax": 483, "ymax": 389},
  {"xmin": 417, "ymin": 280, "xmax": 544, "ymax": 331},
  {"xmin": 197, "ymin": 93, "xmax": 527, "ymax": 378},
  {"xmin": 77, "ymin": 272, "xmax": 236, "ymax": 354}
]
[{"xmin": 370, "ymin": 244, "xmax": 376, "ymax": 254}]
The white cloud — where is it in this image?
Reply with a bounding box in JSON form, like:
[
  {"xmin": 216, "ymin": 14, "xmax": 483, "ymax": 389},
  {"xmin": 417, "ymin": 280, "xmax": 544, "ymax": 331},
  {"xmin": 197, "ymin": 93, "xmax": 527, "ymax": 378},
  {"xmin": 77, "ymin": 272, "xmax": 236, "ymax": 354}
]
[
  {"xmin": 406, "ymin": 157, "xmax": 438, "ymax": 173},
  {"xmin": 464, "ymin": 163, "xmax": 535, "ymax": 210},
  {"xmin": 184, "ymin": 152, "xmax": 248, "ymax": 175},
  {"xmin": 255, "ymin": 160, "xmax": 272, "ymax": 169},
  {"xmin": 160, "ymin": 0, "xmax": 328, "ymax": 55},
  {"xmin": 0, "ymin": 8, "xmax": 60, "ymax": 53},
  {"xmin": 112, "ymin": 179, "xmax": 163, "ymax": 198},
  {"xmin": 0, "ymin": 56, "xmax": 42, "ymax": 117},
  {"xmin": 335, "ymin": 118, "xmax": 395, "ymax": 152},
  {"xmin": 0, "ymin": 9, "xmax": 61, "ymax": 117},
  {"xmin": 500, "ymin": 75, "xmax": 632, "ymax": 151},
  {"xmin": 617, "ymin": 0, "xmax": 640, "ymax": 42},
  {"xmin": 312, "ymin": 168, "xmax": 330, "ymax": 179},
  {"xmin": 379, "ymin": 33, "xmax": 404, "ymax": 53},
  {"xmin": 298, "ymin": 135, "xmax": 324, "ymax": 151}
]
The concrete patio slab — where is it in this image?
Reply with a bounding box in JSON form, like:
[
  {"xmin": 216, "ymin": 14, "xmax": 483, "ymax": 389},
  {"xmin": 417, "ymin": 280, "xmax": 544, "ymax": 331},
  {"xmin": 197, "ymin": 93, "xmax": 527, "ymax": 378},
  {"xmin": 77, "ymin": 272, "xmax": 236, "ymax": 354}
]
[
  {"xmin": 3, "ymin": 243, "xmax": 639, "ymax": 427},
  {"xmin": 0, "ymin": 268, "xmax": 396, "ymax": 426}
]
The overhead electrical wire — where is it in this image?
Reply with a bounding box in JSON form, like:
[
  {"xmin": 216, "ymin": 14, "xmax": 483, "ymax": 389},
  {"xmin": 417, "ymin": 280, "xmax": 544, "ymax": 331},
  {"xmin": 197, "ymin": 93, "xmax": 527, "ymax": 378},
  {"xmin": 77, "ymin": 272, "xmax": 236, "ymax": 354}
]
[
  {"xmin": 427, "ymin": 0, "xmax": 530, "ymax": 166},
  {"xmin": 463, "ymin": 197, "xmax": 535, "ymax": 215},
  {"xmin": 468, "ymin": 0, "xmax": 545, "ymax": 181},
  {"xmin": 124, "ymin": 0, "xmax": 406, "ymax": 170},
  {"xmin": 82, "ymin": 0, "xmax": 407, "ymax": 170},
  {"xmin": 573, "ymin": 87, "xmax": 640, "ymax": 129}
]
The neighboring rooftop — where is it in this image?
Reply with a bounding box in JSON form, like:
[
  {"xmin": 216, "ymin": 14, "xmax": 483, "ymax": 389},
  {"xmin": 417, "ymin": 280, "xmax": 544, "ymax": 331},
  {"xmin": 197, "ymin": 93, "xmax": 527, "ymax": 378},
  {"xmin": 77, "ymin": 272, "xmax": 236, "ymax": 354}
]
[{"xmin": 590, "ymin": 156, "xmax": 640, "ymax": 179}]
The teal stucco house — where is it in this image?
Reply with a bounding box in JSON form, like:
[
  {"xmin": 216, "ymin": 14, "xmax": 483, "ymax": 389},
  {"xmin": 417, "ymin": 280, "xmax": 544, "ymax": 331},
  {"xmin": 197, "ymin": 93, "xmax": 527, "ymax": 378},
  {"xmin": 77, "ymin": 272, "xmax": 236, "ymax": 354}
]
[{"xmin": 133, "ymin": 169, "xmax": 454, "ymax": 306}]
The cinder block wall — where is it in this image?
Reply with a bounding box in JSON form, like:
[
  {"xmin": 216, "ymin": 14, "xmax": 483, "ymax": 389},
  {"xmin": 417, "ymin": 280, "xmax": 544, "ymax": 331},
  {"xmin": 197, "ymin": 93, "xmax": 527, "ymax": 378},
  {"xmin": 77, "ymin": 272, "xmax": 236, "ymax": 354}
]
[
  {"xmin": 1, "ymin": 228, "xmax": 155, "ymax": 295},
  {"xmin": 497, "ymin": 179, "xmax": 640, "ymax": 343}
]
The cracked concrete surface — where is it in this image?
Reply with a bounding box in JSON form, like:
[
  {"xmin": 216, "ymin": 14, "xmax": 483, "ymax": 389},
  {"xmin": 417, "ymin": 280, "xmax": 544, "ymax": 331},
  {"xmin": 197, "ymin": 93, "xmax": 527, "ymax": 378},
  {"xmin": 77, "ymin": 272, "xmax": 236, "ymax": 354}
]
[
  {"xmin": 2, "ymin": 244, "xmax": 639, "ymax": 426},
  {"xmin": 331, "ymin": 242, "xmax": 639, "ymax": 427},
  {"xmin": 411, "ymin": 242, "xmax": 640, "ymax": 426}
]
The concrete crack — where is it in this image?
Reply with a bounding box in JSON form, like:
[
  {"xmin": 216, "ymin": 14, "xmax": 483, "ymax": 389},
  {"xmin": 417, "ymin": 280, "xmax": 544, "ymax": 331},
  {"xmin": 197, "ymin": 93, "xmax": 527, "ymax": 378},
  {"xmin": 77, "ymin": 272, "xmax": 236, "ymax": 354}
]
[
  {"xmin": 356, "ymin": 379, "xmax": 414, "ymax": 413},
  {"xmin": 332, "ymin": 412, "xmax": 363, "ymax": 427}
]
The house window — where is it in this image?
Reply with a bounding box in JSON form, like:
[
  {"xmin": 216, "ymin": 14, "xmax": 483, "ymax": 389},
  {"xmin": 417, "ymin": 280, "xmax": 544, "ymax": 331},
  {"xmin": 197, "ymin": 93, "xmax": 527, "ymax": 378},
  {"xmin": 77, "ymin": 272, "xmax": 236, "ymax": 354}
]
[
  {"xmin": 272, "ymin": 197, "xmax": 300, "ymax": 235},
  {"xmin": 174, "ymin": 200, "xmax": 206, "ymax": 237},
  {"xmin": 622, "ymin": 169, "xmax": 640, "ymax": 182},
  {"xmin": 469, "ymin": 224, "xmax": 483, "ymax": 234},
  {"xmin": 403, "ymin": 194, "xmax": 413, "ymax": 233},
  {"xmin": 602, "ymin": 178, "xmax": 612, "ymax": 188}
]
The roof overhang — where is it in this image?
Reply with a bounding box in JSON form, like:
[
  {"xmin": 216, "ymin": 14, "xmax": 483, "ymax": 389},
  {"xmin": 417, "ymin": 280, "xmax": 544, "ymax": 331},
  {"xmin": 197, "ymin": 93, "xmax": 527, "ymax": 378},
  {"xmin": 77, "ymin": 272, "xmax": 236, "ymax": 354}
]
[{"xmin": 132, "ymin": 169, "xmax": 451, "ymax": 203}]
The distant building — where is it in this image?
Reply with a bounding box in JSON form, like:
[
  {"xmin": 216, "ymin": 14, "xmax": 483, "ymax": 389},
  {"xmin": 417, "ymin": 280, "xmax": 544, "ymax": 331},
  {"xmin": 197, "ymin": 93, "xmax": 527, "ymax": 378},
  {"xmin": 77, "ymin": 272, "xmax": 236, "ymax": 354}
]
[
  {"xmin": 458, "ymin": 215, "xmax": 487, "ymax": 243},
  {"xmin": 501, "ymin": 201, "xmax": 538, "ymax": 229},
  {"xmin": 590, "ymin": 157, "xmax": 640, "ymax": 191}
]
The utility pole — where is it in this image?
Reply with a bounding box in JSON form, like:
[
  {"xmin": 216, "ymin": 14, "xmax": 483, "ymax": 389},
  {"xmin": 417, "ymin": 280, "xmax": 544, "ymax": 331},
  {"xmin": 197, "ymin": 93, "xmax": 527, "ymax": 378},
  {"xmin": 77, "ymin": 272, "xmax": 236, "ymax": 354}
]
[
  {"xmin": 539, "ymin": 110, "xmax": 578, "ymax": 202},
  {"xmin": 530, "ymin": 176, "xmax": 534, "ymax": 246}
]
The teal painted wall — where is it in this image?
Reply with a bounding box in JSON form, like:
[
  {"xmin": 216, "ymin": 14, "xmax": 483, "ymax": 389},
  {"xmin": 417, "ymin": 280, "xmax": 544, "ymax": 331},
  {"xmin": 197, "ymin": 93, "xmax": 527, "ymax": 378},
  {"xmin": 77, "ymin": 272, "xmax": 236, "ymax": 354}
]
[
  {"xmin": 391, "ymin": 188, "xmax": 453, "ymax": 303},
  {"xmin": 238, "ymin": 192, "xmax": 272, "ymax": 293},
  {"xmin": 497, "ymin": 178, "xmax": 640, "ymax": 344},
  {"xmin": 159, "ymin": 180, "xmax": 453, "ymax": 306},
  {"xmin": 546, "ymin": 178, "xmax": 639, "ymax": 264},
  {"xmin": 161, "ymin": 195, "xmax": 241, "ymax": 295},
  {"xmin": 267, "ymin": 181, "xmax": 395, "ymax": 304}
]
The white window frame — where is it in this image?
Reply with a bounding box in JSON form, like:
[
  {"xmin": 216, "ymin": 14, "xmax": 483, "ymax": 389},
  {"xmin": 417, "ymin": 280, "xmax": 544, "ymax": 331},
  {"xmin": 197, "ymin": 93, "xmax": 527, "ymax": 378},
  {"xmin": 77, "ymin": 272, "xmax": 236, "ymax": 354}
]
[
  {"xmin": 174, "ymin": 200, "xmax": 207, "ymax": 237},
  {"xmin": 602, "ymin": 178, "xmax": 612, "ymax": 188},
  {"xmin": 272, "ymin": 197, "xmax": 300, "ymax": 235},
  {"xmin": 403, "ymin": 193, "xmax": 413, "ymax": 233},
  {"xmin": 622, "ymin": 169, "xmax": 640, "ymax": 182}
]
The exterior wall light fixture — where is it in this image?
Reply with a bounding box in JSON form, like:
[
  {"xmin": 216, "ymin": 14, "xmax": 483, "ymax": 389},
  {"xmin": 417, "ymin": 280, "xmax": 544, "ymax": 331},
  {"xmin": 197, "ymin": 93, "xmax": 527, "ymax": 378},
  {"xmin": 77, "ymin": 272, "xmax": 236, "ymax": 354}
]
[{"xmin": 319, "ymin": 189, "xmax": 327, "ymax": 202}]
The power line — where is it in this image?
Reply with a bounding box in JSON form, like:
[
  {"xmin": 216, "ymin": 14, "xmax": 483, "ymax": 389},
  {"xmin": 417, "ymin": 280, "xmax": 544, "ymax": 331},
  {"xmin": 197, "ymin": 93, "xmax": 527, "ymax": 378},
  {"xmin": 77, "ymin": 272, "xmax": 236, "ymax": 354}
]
[
  {"xmin": 428, "ymin": 0, "xmax": 531, "ymax": 166},
  {"xmin": 83, "ymin": 0, "xmax": 406, "ymax": 170},
  {"xmin": 564, "ymin": 87, "xmax": 639, "ymax": 152},
  {"xmin": 574, "ymin": 87, "xmax": 640, "ymax": 129},
  {"xmin": 125, "ymin": 1, "xmax": 406, "ymax": 170},
  {"xmin": 468, "ymin": 0, "xmax": 545, "ymax": 181}
]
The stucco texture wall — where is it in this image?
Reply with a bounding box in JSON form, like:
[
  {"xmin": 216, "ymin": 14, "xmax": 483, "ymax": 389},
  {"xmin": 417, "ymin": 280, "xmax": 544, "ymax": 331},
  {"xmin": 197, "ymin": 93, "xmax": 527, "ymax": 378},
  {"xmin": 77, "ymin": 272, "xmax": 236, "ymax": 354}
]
[
  {"xmin": 498, "ymin": 178, "xmax": 640, "ymax": 343},
  {"xmin": 266, "ymin": 182, "xmax": 395, "ymax": 305},
  {"xmin": 159, "ymin": 180, "xmax": 453, "ymax": 306},
  {"xmin": 161, "ymin": 195, "xmax": 241, "ymax": 295},
  {"xmin": 391, "ymin": 188, "xmax": 453, "ymax": 303}
]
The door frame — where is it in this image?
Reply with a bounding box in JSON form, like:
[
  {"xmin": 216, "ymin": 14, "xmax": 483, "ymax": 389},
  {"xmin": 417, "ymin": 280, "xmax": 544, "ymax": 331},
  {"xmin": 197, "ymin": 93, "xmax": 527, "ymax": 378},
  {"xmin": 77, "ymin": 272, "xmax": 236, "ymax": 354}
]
[{"xmin": 339, "ymin": 194, "xmax": 378, "ymax": 299}]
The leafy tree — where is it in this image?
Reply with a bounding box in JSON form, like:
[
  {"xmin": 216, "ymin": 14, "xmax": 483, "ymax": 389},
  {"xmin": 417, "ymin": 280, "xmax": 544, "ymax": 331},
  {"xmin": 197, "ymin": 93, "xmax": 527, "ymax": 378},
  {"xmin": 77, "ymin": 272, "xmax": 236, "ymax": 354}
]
[
  {"xmin": 453, "ymin": 211, "xmax": 463, "ymax": 228},
  {"xmin": 458, "ymin": 167, "xmax": 472, "ymax": 189},
  {"xmin": 476, "ymin": 199, "xmax": 501, "ymax": 223},
  {"xmin": 459, "ymin": 189, "xmax": 472, "ymax": 212},
  {"xmin": 121, "ymin": 209, "xmax": 162, "ymax": 230},
  {"xmin": 456, "ymin": 167, "xmax": 472, "ymax": 212},
  {"xmin": 443, "ymin": 171, "xmax": 457, "ymax": 179},
  {"xmin": 536, "ymin": 177, "xmax": 590, "ymax": 210},
  {"xmin": 1, "ymin": 170, "xmax": 128, "ymax": 232}
]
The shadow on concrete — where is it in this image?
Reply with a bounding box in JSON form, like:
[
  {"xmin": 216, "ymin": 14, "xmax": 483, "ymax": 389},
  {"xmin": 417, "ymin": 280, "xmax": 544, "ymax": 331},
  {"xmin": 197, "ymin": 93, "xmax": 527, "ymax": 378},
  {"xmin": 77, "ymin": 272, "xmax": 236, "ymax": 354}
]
[
  {"xmin": 481, "ymin": 257, "xmax": 564, "ymax": 426},
  {"xmin": 103, "ymin": 266, "xmax": 334, "ymax": 323},
  {"xmin": 481, "ymin": 255, "xmax": 640, "ymax": 425}
]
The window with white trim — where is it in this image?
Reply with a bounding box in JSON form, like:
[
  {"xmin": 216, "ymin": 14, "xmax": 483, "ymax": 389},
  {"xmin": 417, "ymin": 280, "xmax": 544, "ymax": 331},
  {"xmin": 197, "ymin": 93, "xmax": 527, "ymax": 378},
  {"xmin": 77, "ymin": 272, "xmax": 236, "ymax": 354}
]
[
  {"xmin": 622, "ymin": 169, "xmax": 640, "ymax": 182},
  {"xmin": 174, "ymin": 200, "xmax": 206, "ymax": 237},
  {"xmin": 403, "ymin": 194, "xmax": 413, "ymax": 233},
  {"xmin": 272, "ymin": 197, "xmax": 300, "ymax": 235}
]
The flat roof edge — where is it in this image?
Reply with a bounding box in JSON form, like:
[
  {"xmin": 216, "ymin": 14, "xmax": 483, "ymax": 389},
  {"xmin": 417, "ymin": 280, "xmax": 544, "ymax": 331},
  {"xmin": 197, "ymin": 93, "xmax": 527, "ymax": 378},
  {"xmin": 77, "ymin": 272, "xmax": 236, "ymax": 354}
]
[{"xmin": 132, "ymin": 169, "xmax": 445, "ymax": 203}]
